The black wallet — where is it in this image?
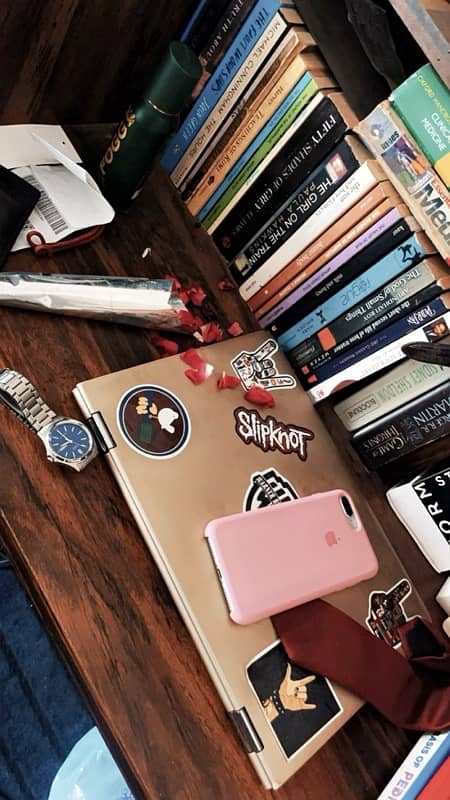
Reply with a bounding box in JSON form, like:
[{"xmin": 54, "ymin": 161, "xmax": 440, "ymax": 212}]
[{"xmin": 0, "ymin": 165, "xmax": 40, "ymax": 268}]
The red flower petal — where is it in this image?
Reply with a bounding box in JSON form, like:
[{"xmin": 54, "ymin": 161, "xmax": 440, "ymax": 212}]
[
  {"xmin": 178, "ymin": 310, "xmax": 204, "ymax": 332},
  {"xmin": 180, "ymin": 348, "xmax": 205, "ymax": 370},
  {"xmin": 187, "ymin": 285, "xmax": 207, "ymax": 307},
  {"xmin": 217, "ymin": 372, "xmax": 241, "ymax": 390},
  {"xmin": 152, "ymin": 336, "xmax": 179, "ymax": 356},
  {"xmin": 218, "ymin": 277, "xmax": 236, "ymax": 291},
  {"xmin": 184, "ymin": 361, "xmax": 214, "ymax": 385},
  {"xmin": 244, "ymin": 386, "xmax": 276, "ymax": 408},
  {"xmin": 199, "ymin": 321, "xmax": 223, "ymax": 343},
  {"xmin": 227, "ymin": 321, "xmax": 243, "ymax": 337},
  {"xmin": 178, "ymin": 289, "xmax": 190, "ymax": 305}
]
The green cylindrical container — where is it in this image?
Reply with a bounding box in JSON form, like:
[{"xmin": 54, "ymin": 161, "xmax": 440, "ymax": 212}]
[{"xmin": 98, "ymin": 42, "xmax": 201, "ymax": 209}]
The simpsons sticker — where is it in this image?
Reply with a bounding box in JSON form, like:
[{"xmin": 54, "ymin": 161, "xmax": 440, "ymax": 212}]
[
  {"xmin": 231, "ymin": 338, "xmax": 296, "ymax": 391},
  {"xmin": 117, "ymin": 385, "xmax": 190, "ymax": 458}
]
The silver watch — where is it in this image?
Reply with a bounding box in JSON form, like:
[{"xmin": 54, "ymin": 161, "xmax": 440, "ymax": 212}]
[{"xmin": 0, "ymin": 368, "xmax": 98, "ymax": 471}]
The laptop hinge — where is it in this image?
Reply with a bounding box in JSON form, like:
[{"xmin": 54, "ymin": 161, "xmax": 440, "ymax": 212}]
[
  {"xmin": 87, "ymin": 411, "xmax": 116, "ymax": 453},
  {"xmin": 229, "ymin": 708, "xmax": 264, "ymax": 754}
]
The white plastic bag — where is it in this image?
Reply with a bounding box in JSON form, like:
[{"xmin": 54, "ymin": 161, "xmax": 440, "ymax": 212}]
[{"xmin": 48, "ymin": 726, "xmax": 134, "ymax": 800}]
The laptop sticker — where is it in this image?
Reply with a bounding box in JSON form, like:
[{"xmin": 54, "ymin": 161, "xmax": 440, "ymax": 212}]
[
  {"xmin": 117, "ymin": 385, "xmax": 191, "ymax": 459},
  {"xmin": 247, "ymin": 641, "xmax": 342, "ymax": 759},
  {"xmin": 234, "ymin": 407, "xmax": 314, "ymax": 461},
  {"xmin": 365, "ymin": 579, "xmax": 412, "ymax": 648},
  {"xmin": 231, "ymin": 339, "xmax": 296, "ymax": 391},
  {"xmin": 243, "ymin": 468, "xmax": 298, "ymax": 511}
]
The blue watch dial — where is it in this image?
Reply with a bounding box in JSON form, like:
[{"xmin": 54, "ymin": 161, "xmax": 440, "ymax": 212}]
[{"xmin": 49, "ymin": 421, "xmax": 92, "ymax": 461}]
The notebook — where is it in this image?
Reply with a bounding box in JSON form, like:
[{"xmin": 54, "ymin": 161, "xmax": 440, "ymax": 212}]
[{"xmin": 74, "ymin": 331, "xmax": 427, "ymax": 789}]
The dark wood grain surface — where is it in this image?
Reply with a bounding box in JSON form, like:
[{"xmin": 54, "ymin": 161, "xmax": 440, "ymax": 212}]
[
  {"xmin": 0, "ymin": 0, "xmax": 197, "ymax": 125},
  {"xmin": 0, "ymin": 126, "xmax": 445, "ymax": 800}
]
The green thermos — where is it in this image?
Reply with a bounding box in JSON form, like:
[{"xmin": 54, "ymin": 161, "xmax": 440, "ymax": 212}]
[{"xmin": 98, "ymin": 42, "xmax": 201, "ymax": 209}]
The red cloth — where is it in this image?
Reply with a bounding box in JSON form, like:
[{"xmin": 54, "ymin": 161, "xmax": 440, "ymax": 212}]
[{"xmin": 273, "ymin": 600, "xmax": 450, "ymax": 731}]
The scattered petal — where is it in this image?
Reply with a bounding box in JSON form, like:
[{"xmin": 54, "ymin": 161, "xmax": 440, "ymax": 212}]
[
  {"xmin": 187, "ymin": 284, "xmax": 207, "ymax": 307},
  {"xmin": 199, "ymin": 321, "xmax": 223, "ymax": 343},
  {"xmin": 152, "ymin": 336, "xmax": 179, "ymax": 356},
  {"xmin": 164, "ymin": 273, "xmax": 182, "ymax": 293},
  {"xmin": 244, "ymin": 385, "xmax": 276, "ymax": 408},
  {"xmin": 177, "ymin": 289, "xmax": 190, "ymax": 305},
  {"xmin": 184, "ymin": 361, "xmax": 214, "ymax": 385},
  {"xmin": 178, "ymin": 310, "xmax": 204, "ymax": 332},
  {"xmin": 141, "ymin": 247, "xmax": 152, "ymax": 258},
  {"xmin": 217, "ymin": 372, "xmax": 241, "ymax": 390},
  {"xmin": 218, "ymin": 277, "xmax": 236, "ymax": 291},
  {"xmin": 180, "ymin": 348, "xmax": 205, "ymax": 370},
  {"xmin": 227, "ymin": 321, "xmax": 243, "ymax": 337}
]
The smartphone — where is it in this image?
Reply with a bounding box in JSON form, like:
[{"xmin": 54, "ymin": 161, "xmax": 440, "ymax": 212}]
[{"xmin": 205, "ymin": 490, "xmax": 379, "ymax": 625}]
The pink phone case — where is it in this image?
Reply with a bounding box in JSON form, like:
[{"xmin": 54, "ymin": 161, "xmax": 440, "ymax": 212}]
[{"xmin": 205, "ymin": 490, "xmax": 379, "ymax": 625}]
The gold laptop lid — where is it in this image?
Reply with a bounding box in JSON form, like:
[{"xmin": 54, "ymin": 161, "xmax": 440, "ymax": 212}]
[{"xmin": 74, "ymin": 331, "xmax": 426, "ymax": 789}]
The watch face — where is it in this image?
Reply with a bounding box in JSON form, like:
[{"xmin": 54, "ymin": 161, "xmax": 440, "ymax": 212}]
[{"xmin": 48, "ymin": 421, "xmax": 93, "ymax": 461}]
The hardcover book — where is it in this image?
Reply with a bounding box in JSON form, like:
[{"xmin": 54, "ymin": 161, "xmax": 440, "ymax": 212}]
[
  {"xmin": 390, "ymin": 63, "xmax": 450, "ymax": 189},
  {"xmin": 387, "ymin": 458, "xmax": 450, "ymax": 572},
  {"xmin": 288, "ymin": 257, "xmax": 450, "ymax": 371},
  {"xmin": 353, "ymin": 378, "xmax": 450, "ymax": 469},
  {"xmin": 334, "ymin": 349, "xmax": 450, "ymax": 433},
  {"xmin": 213, "ymin": 92, "xmax": 357, "ymax": 260},
  {"xmin": 377, "ymin": 732, "xmax": 450, "ymax": 800},
  {"xmin": 74, "ymin": 332, "xmax": 426, "ymax": 789},
  {"xmin": 247, "ymin": 185, "xmax": 404, "ymax": 313},
  {"xmin": 356, "ymin": 101, "xmax": 450, "ymax": 265},
  {"xmin": 161, "ymin": 0, "xmax": 297, "ymax": 174}
]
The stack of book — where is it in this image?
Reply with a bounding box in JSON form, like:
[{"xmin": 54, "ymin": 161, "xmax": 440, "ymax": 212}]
[{"xmin": 163, "ymin": 4, "xmax": 450, "ymax": 472}]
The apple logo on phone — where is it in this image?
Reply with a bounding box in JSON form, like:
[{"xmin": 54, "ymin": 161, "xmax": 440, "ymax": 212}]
[{"xmin": 325, "ymin": 530, "xmax": 339, "ymax": 547}]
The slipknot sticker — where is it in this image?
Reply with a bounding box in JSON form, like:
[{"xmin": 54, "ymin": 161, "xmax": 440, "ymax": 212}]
[{"xmin": 234, "ymin": 407, "xmax": 314, "ymax": 461}]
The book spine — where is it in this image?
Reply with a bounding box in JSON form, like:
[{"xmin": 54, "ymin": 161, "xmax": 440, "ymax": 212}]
[
  {"xmin": 184, "ymin": 0, "xmax": 233, "ymax": 53},
  {"xmin": 171, "ymin": 11, "xmax": 294, "ymax": 187},
  {"xmin": 391, "ymin": 64, "xmax": 450, "ymax": 187},
  {"xmin": 356, "ymin": 101, "xmax": 450, "ymax": 264},
  {"xmin": 161, "ymin": 0, "xmax": 292, "ymax": 173},
  {"xmin": 239, "ymin": 163, "xmax": 383, "ymax": 303},
  {"xmin": 259, "ymin": 207, "xmax": 403, "ymax": 326},
  {"xmin": 232, "ymin": 140, "xmax": 359, "ymax": 283},
  {"xmin": 278, "ymin": 232, "xmax": 433, "ymax": 351},
  {"xmin": 268, "ymin": 217, "xmax": 415, "ymax": 335},
  {"xmin": 203, "ymin": 74, "xmax": 320, "ymax": 230},
  {"xmin": 303, "ymin": 295, "xmax": 450, "ymax": 392},
  {"xmin": 353, "ymin": 380, "xmax": 450, "ymax": 469},
  {"xmin": 179, "ymin": 0, "xmax": 210, "ymax": 42},
  {"xmin": 334, "ymin": 357, "xmax": 450, "ymax": 433},
  {"xmin": 248, "ymin": 188, "xmax": 401, "ymax": 313},
  {"xmin": 376, "ymin": 733, "xmax": 450, "ymax": 800},
  {"xmin": 197, "ymin": 58, "xmax": 326, "ymax": 223},
  {"xmin": 237, "ymin": 137, "xmax": 359, "ymax": 279},
  {"xmin": 196, "ymin": 0, "xmax": 258, "ymax": 68},
  {"xmin": 307, "ymin": 307, "xmax": 450, "ymax": 404},
  {"xmin": 180, "ymin": 24, "xmax": 302, "ymax": 199},
  {"xmin": 213, "ymin": 94, "xmax": 349, "ymax": 260},
  {"xmin": 293, "ymin": 260, "xmax": 446, "ymax": 369},
  {"xmin": 187, "ymin": 46, "xmax": 314, "ymax": 215}
]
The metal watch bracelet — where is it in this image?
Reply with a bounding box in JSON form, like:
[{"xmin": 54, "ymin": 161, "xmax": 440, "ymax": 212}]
[{"xmin": 0, "ymin": 368, "xmax": 56, "ymax": 433}]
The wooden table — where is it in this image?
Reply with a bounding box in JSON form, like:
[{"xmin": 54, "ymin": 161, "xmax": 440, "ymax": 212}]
[{"xmin": 0, "ymin": 127, "xmax": 444, "ymax": 800}]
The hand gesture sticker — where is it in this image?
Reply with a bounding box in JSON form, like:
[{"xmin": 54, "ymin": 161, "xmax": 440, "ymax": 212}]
[{"xmin": 231, "ymin": 339, "xmax": 296, "ymax": 391}]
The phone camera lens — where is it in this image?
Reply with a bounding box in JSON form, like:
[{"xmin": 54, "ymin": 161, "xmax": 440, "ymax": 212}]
[{"xmin": 340, "ymin": 495, "xmax": 354, "ymax": 518}]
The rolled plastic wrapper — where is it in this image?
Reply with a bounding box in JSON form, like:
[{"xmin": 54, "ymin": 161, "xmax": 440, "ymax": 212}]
[{"xmin": 0, "ymin": 273, "xmax": 190, "ymax": 332}]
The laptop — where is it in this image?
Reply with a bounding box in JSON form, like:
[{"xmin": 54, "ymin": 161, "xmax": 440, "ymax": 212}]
[{"xmin": 74, "ymin": 331, "xmax": 426, "ymax": 789}]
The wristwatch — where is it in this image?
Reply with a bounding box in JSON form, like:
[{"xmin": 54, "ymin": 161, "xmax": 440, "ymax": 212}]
[{"xmin": 0, "ymin": 368, "xmax": 98, "ymax": 471}]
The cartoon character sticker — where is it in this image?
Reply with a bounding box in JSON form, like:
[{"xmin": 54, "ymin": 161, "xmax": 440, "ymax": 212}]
[
  {"xmin": 117, "ymin": 385, "xmax": 190, "ymax": 459},
  {"xmin": 365, "ymin": 579, "xmax": 412, "ymax": 648},
  {"xmin": 247, "ymin": 642, "xmax": 342, "ymax": 759},
  {"xmin": 231, "ymin": 339, "xmax": 296, "ymax": 391}
]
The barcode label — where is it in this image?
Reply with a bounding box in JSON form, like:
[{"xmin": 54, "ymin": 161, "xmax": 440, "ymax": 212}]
[{"xmin": 22, "ymin": 173, "xmax": 69, "ymax": 235}]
